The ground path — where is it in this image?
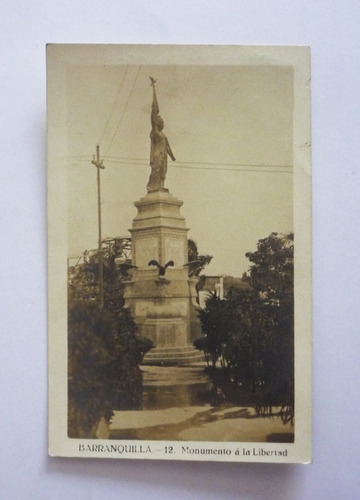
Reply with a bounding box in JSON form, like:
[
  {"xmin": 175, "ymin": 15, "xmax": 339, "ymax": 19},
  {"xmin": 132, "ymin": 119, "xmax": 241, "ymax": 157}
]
[{"xmin": 109, "ymin": 364, "xmax": 294, "ymax": 443}]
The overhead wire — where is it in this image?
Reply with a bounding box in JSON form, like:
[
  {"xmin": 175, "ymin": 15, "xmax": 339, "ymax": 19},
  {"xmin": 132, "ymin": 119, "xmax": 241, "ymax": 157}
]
[
  {"xmin": 96, "ymin": 66, "xmax": 129, "ymax": 147},
  {"xmin": 68, "ymin": 156, "xmax": 292, "ymax": 174},
  {"xmin": 103, "ymin": 65, "xmax": 142, "ymax": 158},
  {"xmin": 104, "ymin": 159, "xmax": 292, "ymax": 174},
  {"xmin": 104, "ymin": 156, "xmax": 292, "ymax": 169}
]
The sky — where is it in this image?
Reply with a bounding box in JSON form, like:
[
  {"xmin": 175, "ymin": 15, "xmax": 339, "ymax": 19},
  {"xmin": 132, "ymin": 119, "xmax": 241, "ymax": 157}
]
[{"xmin": 66, "ymin": 62, "xmax": 293, "ymax": 277}]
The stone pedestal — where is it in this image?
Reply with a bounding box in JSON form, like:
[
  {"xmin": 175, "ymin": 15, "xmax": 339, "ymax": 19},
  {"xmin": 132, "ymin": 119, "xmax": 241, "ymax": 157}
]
[{"xmin": 124, "ymin": 190, "xmax": 202, "ymax": 365}]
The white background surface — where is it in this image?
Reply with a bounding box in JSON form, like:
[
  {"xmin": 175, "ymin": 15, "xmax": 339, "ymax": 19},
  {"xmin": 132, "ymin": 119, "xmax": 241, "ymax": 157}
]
[{"xmin": 1, "ymin": 1, "xmax": 359, "ymax": 498}]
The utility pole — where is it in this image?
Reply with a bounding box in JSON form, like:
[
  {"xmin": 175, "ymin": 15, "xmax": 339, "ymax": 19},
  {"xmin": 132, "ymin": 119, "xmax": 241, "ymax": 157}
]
[{"xmin": 92, "ymin": 144, "xmax": 105, "ymax": 310}]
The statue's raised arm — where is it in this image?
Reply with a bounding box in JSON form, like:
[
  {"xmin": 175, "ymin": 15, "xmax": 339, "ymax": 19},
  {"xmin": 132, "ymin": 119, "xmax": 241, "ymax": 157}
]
[
  {"xmin": 147, "ymin": 78, "xmax": 176, "ymax": 192},
  {"xmin": 150, "ymin": 81, "xmax": 160, "ymax": 129}
]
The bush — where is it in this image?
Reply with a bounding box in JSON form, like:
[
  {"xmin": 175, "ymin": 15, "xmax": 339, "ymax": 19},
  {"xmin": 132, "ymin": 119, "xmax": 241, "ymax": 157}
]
[{"xmin": 68, "ymin": 301, "xmax": 153, "ymax": 438}]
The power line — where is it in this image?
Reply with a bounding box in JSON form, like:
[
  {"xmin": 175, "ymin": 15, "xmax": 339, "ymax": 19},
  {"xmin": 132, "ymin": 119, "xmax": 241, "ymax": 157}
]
[
  {"xmin": 103, "ymin": 158, "xmax": 292, "ymax": 174},
  {"xmin": 69, "ymin": 155, "xmax": 292, "ymax": 172},
  {"xmin": 97, "ymin": 66, "xmax": 129, "ymax": 147},
  {"xmin": 173, "ymin": 164, "xmax": 292, "ymax": 174},
  {"xmin": 104, "ymin": 156, "xmax": 292, "ymax": 169},
  {"xmin": 69, "ymin": 158, "xmax": 292, "ymax": 174},
  {"xmin": 104, "ymin": 66, "xmax": 142, "ymax": 157}
]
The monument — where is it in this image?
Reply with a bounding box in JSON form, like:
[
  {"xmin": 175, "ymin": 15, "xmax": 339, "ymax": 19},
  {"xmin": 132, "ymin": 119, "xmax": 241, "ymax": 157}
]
[{"xmin": 124, "ymin": 79, "xmax": 202, "ymax": 364}]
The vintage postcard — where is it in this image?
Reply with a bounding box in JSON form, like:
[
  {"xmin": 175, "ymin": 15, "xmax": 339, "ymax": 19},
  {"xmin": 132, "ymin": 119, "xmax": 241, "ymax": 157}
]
[{"xmin": 47, "ymin": 44, "xmax": 312, "ymax": 463}]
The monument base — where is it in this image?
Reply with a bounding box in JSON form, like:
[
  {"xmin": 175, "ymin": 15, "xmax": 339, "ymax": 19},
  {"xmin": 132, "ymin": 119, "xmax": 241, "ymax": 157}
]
[
  {"xmin": 142, "ymin": 316, "xmax": 188, "ymax": 348},
  {"xmin": 139, "ymin": 302, "xmax": 203, "ymax": 365},
  {"xmin": 125, "ymin": 189, "xmax": 203, "ymax": 365}
]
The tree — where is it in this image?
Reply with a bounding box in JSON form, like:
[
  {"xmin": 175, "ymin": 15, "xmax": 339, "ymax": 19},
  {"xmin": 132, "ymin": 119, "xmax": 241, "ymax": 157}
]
[
  {"xmin": 187, "ymin": 239, "xmax": 213, "ymax": 278},
  {"xmin": 194, "ymin": 232, "xmax": 294, "ymax": 416},
  {"xmin": 68, "ymin": 237, "xmax": 133, "ymax": 309},
  {"xmin": 67, "ymin": 239, "xmax": 153, "ymax": 437},
  {"xmin": 195, "ymin": 292, "xmax": 229, "ymax": 367},
  {"xmin": 68, "ymin": 301, "xmax": 116, "ymax": 437},
  {"xmin": 243, "ymin": 232, "xmax": 294, "ymax": 400}
]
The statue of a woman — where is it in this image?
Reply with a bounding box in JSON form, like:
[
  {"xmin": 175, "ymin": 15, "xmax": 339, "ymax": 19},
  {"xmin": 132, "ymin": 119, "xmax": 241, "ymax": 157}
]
[{"xmin": 147, "ymin": 79, "xmax": 176, "ymax": 192}]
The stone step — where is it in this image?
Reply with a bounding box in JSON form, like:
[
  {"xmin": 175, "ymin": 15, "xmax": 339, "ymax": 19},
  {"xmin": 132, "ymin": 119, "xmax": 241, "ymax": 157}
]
[
  {"xmin": 145, "ymin": 351, "xmax": 203, "ymax": 359},
  {"xmin": 144, "ymin": 348, "xmax": 201, "ymax": 357},
  {"xmin": 143, "ymin": 345, "xmax": 204, "ymax": 365},
  {"xmin": 145, "ymin": 346, "xmax": 199, "ymax": 353}
]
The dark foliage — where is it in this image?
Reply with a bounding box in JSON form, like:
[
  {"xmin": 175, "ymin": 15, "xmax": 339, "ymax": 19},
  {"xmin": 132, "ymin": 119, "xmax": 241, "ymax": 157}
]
[
  {"xmin": 194, "ymin": 233, "xmax": 294, "ymax": 420},
  {"xmin": 68, "ymin": 301, "xmax": 115, "ymax": 437},
  {"xmin": 67, "ymin": 241, "xmax": 153, "ymax": 438},
  {"xmin": 186, "ymin": 239, "xmax": 213, "ymax": 278}
]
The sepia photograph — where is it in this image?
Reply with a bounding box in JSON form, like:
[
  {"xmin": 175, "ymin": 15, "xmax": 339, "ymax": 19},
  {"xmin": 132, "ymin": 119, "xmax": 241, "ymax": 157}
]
[{"xmin": 47, "ymin": 44, "xmax": 311, "ymax": 463}]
